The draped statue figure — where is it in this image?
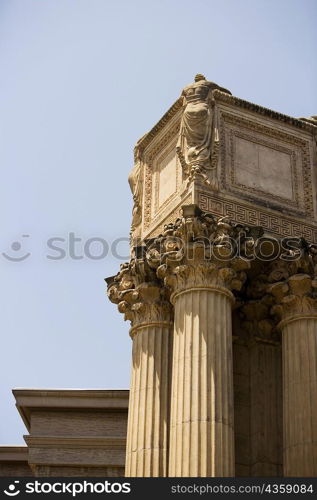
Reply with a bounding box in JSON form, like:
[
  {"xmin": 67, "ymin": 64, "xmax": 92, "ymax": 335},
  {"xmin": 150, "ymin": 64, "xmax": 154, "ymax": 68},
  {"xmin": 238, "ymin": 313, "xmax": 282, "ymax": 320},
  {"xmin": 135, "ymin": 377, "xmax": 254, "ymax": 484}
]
[
  {"xmin": 128, "ymin": 142, "xmax": 144, "ymax": 244},
  {"xmin": 177, "ymin": 74, "xmax": 231, "ymax": 186}
]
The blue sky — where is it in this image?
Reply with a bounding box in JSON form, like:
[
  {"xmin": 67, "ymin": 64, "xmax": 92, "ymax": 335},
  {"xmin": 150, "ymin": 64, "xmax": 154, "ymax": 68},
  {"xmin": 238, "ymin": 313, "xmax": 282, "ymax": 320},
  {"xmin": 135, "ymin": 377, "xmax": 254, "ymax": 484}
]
[{"xmin": 0, "ymin": 0, "xmax": 316, "ymax": 444}]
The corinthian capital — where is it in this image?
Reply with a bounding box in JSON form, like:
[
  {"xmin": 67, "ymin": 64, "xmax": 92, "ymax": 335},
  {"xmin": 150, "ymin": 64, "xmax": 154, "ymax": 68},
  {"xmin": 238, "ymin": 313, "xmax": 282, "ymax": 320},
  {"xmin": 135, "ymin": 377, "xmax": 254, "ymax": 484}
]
[
  {"xmin": 156, "ymin": 258, "xmax": 249, "ymax": 303},
  {"xmin": 268, "ymin": 274, "xmax": 317, "ymax": 325},
  {"xmin": 106, "ymin": 258, "xmax": 172, "ymax": 332},
  {"xmin": 146, "ymin": 205, "xmax": 253, "ymax": 302}
]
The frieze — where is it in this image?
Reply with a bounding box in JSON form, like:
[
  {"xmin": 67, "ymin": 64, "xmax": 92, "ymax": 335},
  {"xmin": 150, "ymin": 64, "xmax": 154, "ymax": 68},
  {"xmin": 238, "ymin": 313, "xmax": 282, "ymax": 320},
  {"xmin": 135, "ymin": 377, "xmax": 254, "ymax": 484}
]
[{"xmin": 198, "ymin": 192, "xmax": 317, "ymax": 243}]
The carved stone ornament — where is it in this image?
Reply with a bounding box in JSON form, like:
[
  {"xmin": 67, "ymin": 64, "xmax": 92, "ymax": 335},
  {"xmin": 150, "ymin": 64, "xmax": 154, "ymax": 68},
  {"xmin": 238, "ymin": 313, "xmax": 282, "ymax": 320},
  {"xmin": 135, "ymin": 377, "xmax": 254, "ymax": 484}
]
[
  {"xmin": 107, "ymin": 204, "xmax": 263, "ymax": 326},
  {"xmin": 269, "ymin": 274, "xmax": 317, "ymax": 325},
  {"xmin": 128, "ymin": 144, "xmax": 143, "ymax": 241},
  {"xmin": 106, "ymin": 258, "xmax": 173, "ymax": 334},
  {"xmin": 176, "ymin": 74, "xmax": 231, "ymax": 189},
  {"xmin": 266, "ymin": 246, "xmax": 317, "ymax": 326},
  {"xmin": 145, "ymin": 204, "xmax": 253, "ymax": 302}
]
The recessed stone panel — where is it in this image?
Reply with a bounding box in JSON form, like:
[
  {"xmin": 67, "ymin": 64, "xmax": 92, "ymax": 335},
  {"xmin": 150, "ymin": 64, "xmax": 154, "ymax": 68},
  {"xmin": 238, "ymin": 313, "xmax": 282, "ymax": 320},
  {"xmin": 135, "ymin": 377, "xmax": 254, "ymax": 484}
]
[
  {"xmin": 235, "ymin": 137, "xmax": 293, "ymax": 200},
  {"xmin": 158, "ymin": 149, "xmax": 177, "ymax": 207},
  {"xmin": 219, "ymin": 111, "xmax": 314, "ymax": 218}
]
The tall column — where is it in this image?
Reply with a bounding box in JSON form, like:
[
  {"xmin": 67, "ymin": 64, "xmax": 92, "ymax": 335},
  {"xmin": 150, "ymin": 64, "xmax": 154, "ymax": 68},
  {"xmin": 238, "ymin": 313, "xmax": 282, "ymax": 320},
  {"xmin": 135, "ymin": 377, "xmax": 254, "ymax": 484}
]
[
  {"xmin": 270, "ymin": 273, "xmax": 317, "ymax": 477},
  {"xmin": 238, "ymin": 300, "xmax": 282, "ymax": 477},
  {"xmin": 152, "ymin": 207, "xmax": 251, "ymax": 477},
  {"xmin": 107, "ymin": 260, "xmax": 173, "ymax": 477},
  {"xmin": 169, "ymin": 279, "xmax": 235, "ymax": 476}
]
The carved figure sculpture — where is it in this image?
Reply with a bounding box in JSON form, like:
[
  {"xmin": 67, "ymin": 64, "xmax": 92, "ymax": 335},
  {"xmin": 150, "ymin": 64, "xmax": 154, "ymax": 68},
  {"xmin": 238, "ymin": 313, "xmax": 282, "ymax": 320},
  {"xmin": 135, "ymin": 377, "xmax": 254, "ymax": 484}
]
[
  {"xmin": 128, "ymin": 146, "xmax": 143, "ymax": 241},
  {"xmin": 176, "ymin": 74, "xmax": 230, "ymax": 186}
]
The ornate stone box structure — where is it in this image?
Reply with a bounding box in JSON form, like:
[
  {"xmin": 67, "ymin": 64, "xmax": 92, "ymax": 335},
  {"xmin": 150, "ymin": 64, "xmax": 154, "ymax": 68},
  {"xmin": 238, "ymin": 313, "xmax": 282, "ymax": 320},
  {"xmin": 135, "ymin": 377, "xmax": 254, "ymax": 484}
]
[{"xmin": 131, "ymin": 75, "xmax": 317, "ymax": 245}]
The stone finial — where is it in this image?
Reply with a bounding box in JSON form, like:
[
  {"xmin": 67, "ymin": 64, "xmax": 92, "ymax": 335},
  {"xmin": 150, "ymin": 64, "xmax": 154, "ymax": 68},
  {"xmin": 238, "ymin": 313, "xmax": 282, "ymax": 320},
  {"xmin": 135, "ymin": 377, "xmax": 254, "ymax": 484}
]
[{"xmin": 194, "ymin": 73, "xmax": 206, "ymax": 82}]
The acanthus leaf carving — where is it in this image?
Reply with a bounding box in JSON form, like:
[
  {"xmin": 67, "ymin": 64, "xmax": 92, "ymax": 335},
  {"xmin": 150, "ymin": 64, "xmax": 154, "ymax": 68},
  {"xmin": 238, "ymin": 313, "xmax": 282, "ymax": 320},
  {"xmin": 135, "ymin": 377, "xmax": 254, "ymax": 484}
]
[
  {"xmin": 107, "ymin": 259, "xmax": 173, "ymax": 331},
  {"xmin": 146, "ymin": 205, "xmax": 252, "ymax": 301},
  {"xmin": 268, "ymin": 270, "xmax": 317, "ymax": 324}
]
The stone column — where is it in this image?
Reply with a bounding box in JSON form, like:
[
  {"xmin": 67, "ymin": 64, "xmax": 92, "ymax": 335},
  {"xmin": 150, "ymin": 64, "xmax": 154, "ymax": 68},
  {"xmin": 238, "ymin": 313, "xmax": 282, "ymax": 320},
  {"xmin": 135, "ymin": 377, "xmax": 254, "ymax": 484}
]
[
  {"xmin": 151, "ymin": 207, "xmax": 251, "ymax": 477},
  {"xmin": 238, "ymin": 299, "xmax": 282, "ymax": 477},
  {"xmin": 107, "ymin": 259, "xmax": 173, "ymax": 477},
  {"xmin": 169, "ymin": 275, "xmax": 235, "ymax": 477},
  {"xmin": 269, "ymin": 273, "xmax": 317, "ymax": 477}
]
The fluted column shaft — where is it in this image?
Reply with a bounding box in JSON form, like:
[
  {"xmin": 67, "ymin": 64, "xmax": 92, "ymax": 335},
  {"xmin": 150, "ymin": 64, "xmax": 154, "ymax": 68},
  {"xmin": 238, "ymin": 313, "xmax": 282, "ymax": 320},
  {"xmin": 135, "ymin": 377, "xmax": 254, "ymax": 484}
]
[
  {"xmin": 238, "ymin": 299, "xmax": 283, "ymax": 476},
  {"xmin": 249, "ymin": 341, "xmax": 282, "ymax": 476},
  {"xmin": 169, "ymin": 286, "xmax": 235, "ymax": 477},
  {"xmin": 107, "ymin": 260, "xmax": 173, "ymax": 477},
  {"xmin": 269, "ymin": 273, "xmax": 317, "ymax": 477},
  {"xmin": 126, "ymin": 319, "xmax": 173, "ymax": 477},
  {"xmin": 281, "ymin": 316, "xmax": 317, "ymax": 476}
]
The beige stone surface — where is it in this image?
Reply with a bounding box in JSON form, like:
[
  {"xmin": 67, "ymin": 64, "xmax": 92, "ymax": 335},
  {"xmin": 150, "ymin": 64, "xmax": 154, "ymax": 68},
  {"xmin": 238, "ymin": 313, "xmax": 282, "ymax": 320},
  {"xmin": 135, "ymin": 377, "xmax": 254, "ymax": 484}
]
[
  {"xmin": 32, "ymin": 465, "xmax": 125, "ymax": 477},
  {"xmin": 269, "ymin": 269, "xmax": 317, "ymax": 476},
  {"xmin": 169, "ymin": 288, "xmax": 234, "ymax": 476},
  {"xmin": 235, "ymin": 136, "xmax": 293, "ymax": 200},
  {"xmin": 283, "ymin": 317, "xmax": 317, "ymax": 476},
  {"xmin": 13, "ymin": 389, "xmax": 128, "ymax": 477},
  {"xmin": 126, "ymin": 324, "xmax": 172, "ymax": 476},
  {"xmin": 108, "ymin": 258, "xmax": 173, "ymax": 477},
  {"xmin": 0, "ymin": 446, "xmax": 33, "ymax": 476},
  {"xmin": 249, "ymin": 342, "xmax": 282, "ymax": 477},
  {"xmin": 107, "ymin": 262, "xmax": 173, "ymax": 476},
  {"xmin": 232, "ymin": 296, "xmax": 283, "ymax": 478}
]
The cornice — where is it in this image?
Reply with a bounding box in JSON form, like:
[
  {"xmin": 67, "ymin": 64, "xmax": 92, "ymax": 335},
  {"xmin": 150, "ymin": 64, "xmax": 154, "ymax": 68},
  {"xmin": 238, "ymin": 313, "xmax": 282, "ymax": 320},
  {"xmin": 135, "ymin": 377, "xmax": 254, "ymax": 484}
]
[
  {"xmin": 134, "ymin": 89, "xmax": 316, "ymax": 163},
  {"xmin": 214, "ymin": 89, "xmax": 317, "ymax": 133},
  {"xmin": 13, "ymin": 389, "xmax": 129, "ymax": 399},
  {"xmin": 0, "ymin": 446, "xmax": 28, "ymax": 462},
  {"xmin": 24, "ymin": 436, "xmax": 126, "ymax": 450},
  {"xmin": 13, "ymin": 389, "xmax": 129, "ymax": 431}
]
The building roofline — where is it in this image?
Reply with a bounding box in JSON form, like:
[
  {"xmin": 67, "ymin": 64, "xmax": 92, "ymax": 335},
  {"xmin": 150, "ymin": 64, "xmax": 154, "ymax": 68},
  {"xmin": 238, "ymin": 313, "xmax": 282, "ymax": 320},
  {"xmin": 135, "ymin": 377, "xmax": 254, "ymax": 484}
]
[
  {"xmin": 0, "ymin": 446, "xmax": 28, "ymax": 462},
  {"xmin": 12, "ymin": 388, "xmax": 129, "ymax": 432},
  {"xmin": 213, "ymin": 89, "xmax": 317, "ymax": 132},
  {"xmin": 134, "ymin": 89, "xmax": 316, "ymax": 160}
]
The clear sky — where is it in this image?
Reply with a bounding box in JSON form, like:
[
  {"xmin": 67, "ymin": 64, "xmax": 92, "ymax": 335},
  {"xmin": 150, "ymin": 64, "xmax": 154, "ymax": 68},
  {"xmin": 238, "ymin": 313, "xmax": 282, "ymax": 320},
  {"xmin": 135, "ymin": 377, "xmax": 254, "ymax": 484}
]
[{"xmin": 0, "ymin": 0, "xmax": 316, "ymax": 444}]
